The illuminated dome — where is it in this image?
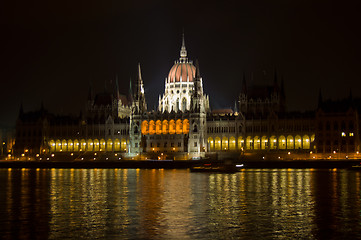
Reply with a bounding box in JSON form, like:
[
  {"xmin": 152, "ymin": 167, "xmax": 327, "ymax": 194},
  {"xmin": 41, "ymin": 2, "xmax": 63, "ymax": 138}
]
[
  {"xmin": 167, "ymin": 33, "xmax": 195, "ymax": 83},
  {"xmin": 168, "ymin": 61, "xmax": 195, "ymax": 83}
]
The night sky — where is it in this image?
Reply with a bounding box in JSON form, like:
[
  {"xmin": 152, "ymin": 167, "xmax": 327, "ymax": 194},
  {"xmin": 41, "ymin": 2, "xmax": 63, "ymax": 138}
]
[{"xmin": 1, "ymin": 0, "xmax": 360, "ymax": 128}]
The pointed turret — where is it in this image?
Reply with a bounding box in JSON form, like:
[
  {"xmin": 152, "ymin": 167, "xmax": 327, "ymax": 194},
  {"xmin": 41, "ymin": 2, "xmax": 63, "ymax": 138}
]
[
  {"xmin": 180, "ymin": 31, "xmax": 187, "ymax": 62},
  {"xmin": 115, "ymin": 74, "xmax": 120, "ymax": 100},
  {"xmin": 128, "ymin": 77, "xmax": 133, "ymax": 103},
  {"xmin": 133, "ymin": 63, "xmax": 147, "ymax": 113},
  {"xmin": 191, "ymin": 59, "xmax": 203, "ymax": 112}
]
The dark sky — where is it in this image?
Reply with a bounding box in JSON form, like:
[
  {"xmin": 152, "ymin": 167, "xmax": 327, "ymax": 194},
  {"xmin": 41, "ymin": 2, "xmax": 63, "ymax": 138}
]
[{"xmin": 1, "ymin": 0, "xmax": 360, "ymax": 128}]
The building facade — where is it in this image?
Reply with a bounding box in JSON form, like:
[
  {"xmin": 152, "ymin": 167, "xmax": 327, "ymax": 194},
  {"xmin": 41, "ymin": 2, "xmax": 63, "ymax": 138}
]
[{"xmin": 12, "ymin": 36, "xmax": 361, "ymax": 160}]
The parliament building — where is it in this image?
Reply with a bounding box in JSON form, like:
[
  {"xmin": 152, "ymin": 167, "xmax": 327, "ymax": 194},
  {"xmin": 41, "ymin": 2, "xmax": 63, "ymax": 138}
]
[{"xmin": 12, "ymin": 36, "xmax": 361, "ymax": 160}]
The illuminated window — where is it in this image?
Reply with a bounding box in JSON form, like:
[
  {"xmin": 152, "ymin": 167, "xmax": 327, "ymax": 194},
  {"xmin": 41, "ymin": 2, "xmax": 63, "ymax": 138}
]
[
  {"xmin": 349, "ymin": 132, "xmax": 354, "ymax": 137},
  {"xmin": 341, "ymin": 132, "xmax": 346, "ymax": 137}
]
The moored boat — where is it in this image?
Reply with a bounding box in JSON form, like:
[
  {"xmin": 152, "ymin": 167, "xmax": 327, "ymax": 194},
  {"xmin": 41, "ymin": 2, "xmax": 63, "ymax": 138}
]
[{"xmin": 190, "ymin": 161, "xmax": 243, "ymax": 173}]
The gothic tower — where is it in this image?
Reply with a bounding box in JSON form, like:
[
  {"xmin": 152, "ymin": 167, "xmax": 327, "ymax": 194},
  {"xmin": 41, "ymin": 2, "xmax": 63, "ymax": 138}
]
[
  {"xmin": 188, "ymin": 60, "xmax": 207, "ymax": 156},
  {"xmin": 129, "ymin": 63, "xmax": 147, "ymax": 154}
]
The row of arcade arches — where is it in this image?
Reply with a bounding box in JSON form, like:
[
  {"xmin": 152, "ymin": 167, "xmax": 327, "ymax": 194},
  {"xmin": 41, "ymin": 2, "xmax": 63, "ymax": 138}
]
[
  {"xmin": 48, "ymin": 138, "xmax": 128, "ymax": 152},
  {"xmin": 141, "ymin": 119, "xmax": 190, "ymax": 135},
  {"xmin": 207, "ymin": 135, "xmax": 315, "ymax": 151}
]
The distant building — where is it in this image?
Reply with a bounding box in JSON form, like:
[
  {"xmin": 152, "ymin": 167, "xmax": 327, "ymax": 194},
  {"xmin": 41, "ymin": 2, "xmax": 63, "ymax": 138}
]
[{"xmin": 12, "ymin": 35, "xmax": 360, "ymax": 159}]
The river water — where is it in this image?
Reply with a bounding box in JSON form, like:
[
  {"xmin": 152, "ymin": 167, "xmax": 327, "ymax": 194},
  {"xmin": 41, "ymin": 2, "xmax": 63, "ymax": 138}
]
[{"xmin": 0, "ymin": 168, "xmax": 360, "ymax": 239}]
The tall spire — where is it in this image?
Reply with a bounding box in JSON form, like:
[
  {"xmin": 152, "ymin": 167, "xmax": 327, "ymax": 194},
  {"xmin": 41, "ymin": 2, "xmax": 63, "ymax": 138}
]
[
  {"xmin": 137, "ymin": 63, "xmax": 144, "ymax": 96},
  {"xmin": 180, "ymin": 31, "xmax": 187, "ymax": 61},
  {"xmin": 191, "ymin": 59, "xmax": 203, "ymax": 112},
  {"xmin": 133, "ymin": 63, "xmax": 147, "ymax": 113}
]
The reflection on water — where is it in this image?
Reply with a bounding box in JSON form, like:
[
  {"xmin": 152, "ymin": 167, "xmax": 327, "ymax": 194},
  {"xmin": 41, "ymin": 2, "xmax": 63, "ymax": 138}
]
[{"xmin": 0, "ymin": 168, "xmax": 360, "ymax": 239}]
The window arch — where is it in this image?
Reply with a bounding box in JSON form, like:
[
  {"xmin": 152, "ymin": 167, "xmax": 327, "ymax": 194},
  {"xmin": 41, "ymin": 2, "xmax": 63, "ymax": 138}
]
[
  {"xmin": 182, "ymin": 98, "xmax": 187, "ymax": 112},
  {"xmin": 114, "ymin": 139, "xmax": 120, "ymax": 151},
  {"xmin": 100, "ymin": 139, "xmax": 106, "ymax": 151},
  {"xmin": 287, "ymin": 135, "xmax": 294, "ymax": 149},
  {"xmin": 156, "ymin": 120, "xmax": 162, "ymax": 135},
  {"xmin": 270, "ymin": 136, "xmax": 277, "ymax": 150},
  {"xmin": 208, "ymin": 137, "xmax": 214, "ymax": 151},
  {"xmin": 149, "ymin": 120, "xmax": 155, "ymax": 135},
  {"xmin": 121, "ymin": 138, "xmax": 127, "ymax": 151},
  {"xmin": 183, "ymin": 119, "xmax": 189, "ymax": 134},
  {"xmin": 176, "ymin": 119, "xmax": 183, "ymax": 134},
  {"xmin": 106, "ymin": 139, "xmax": 113, "ymax": 152},
  {"xmin": 279, "ymin": 135, "xmax": 286, "ymax": 150},
  {"xmin": 93, "ymin": 139, "xmax": 100, "ymax": 151},
  {"xmin": 215, "ymin": 137, "xmax": 221, "ymax": 151},
  {"xmin": 162, "ymin": 120, "xmax": 168, "ymax": 134},
  {"xmin": 303, "ymin": 135, "xmax": 310, "ymax": 149},
  {"xmin": 87, "ymin": 139, "xmax": 93, "ymax": 151},
  {"xmin": 254, "ymin": 136, "xmax": 260, "ymax": 150},
  {"xmin": 141, "ymin": 121, "xmax": 149, "ymax": 135},
  {"xmin": 222, "ymin": 137, "xmax": 228, "ymax": 150},
  {"xmin": 67, "ymin": 139, "xmax": 73, "ymax": 152},
  {"xmin": 238, "ymin": 136, "xmax": 244, "ymax": 150},
  {"xmin": 49, "ymin": 140, "xmax": 55, "ymax": 152},
  {"xmin": 80, "ymin": 139, "xmax": 86, "ymax": 151},
  {"xmin": 229, "ymin": 137, "xmax": 236, "ymax": 151},
  {"xmin": 74, "ymin": 139, "xmax": 79, "ymax": 152},
  {"xmin": 295, "ymin": 135, "xmax": 302, "ymax": 149},
  {"xmin": 261, "ymin": 136, "xmax": 268, "ymax": 150},
  {"xmin": 169, "ymin": 120, "xmax": 175, "ymax": 134},
  {"xmin": 246, "ymin": 136, "xmax": 253, "ymax": 150}
]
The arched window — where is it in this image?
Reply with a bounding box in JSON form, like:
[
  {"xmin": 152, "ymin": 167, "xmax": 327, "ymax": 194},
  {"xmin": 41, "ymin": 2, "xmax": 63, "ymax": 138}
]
[
  {"xmin": 156, "ymin": 120, "xmax": 162, "ymax": 135},
  {"xmin": 87, "ymin": 139, "xmax": 93, "ymax": 151},
  {"xmin": 215, "ymin": 137, "xmax": 221, "ymax": 151},
  {"xmin": 208, "ymin": 137, "xmax": 214, "ymax": 151},
  {"xmin": 279, "ymin": 136, "xmax": 286, "ymax": 150},
  {"xmin": 287, "ymin": 135, "xmax": 294, "ymax": 149},
  {"xmin": 49, "ymin": 140, "xmax": 55, "ymax": 152},
  {"xmin": 261, "ymin": 136, "xmax": 268, "ymax": 150},
  {"xmin": 270, "ymin": 136, "xmax": 277, "ymax": 150},
  {"xmin": 106, "ymin": 139, "xmax": 113, "ymax": 152},
  {"xmin": 141, "ymin": 121, "xmax": 148, "ymax": 135},
  {"xmin": 222, "ymin": 137, "xmax": 228, "ymax": 150},
  {"xmin": 93, "ymin": 139, "xmax": 99, "ymax": 151},
  {"xmin": 229, "ymin": 137, "xmax": 236, "ymax": 151},
  {"xmin": 176, "ymin": 119, "xmax": 183, "ymax": 134},
  {"xmin": 193, "ymin": 124, "xmax": 198, "ymax": 133},
  {"xmin": 55, "ymin": 140, "xmax": 61, "ymax": 152},
  {"xmin": 295, "ymin": 135, "xmax": 302, "ymax": 149},
  {"xmin": 80, "ymin": 139, "xmax": 86, "ymax": 151},
  {"xmin": 74, "ymin": 139, "xmax": 79, "ymax": 152},
  {"xmin": 162, "ymin": 120, "xmax": 168, "ymax": 134},
  {"xmin": 254, "ymin": 136, "xmax": 260, "ymax": 150},
  {"xmin": 238, "ymin": 136, "xmax": 244, "ymax": 150},
  {"xmin": 246, "ymin": 136, "xmax": 253, "ymax": 150},
  {"xmin": 182, "ymin": 98, "xmax": 187, "ymax": 112},
  {"xmin": 121, "ymin": 138, "xmax": 127, "ymax": 151},
  {"xmin": 149, "ymin": 120, "xmax": 155, "ymax": 135},
  {"xmin": 67, "ymin": 139, "xmax": 73, "ymax": 152},
  {"xmin": 182, "ymin": 119, "xmax": 189, "ymax": 134},
  {"xmin": 303, "ymin": 135, "xmax": 310, "ymax": 149},
  {"xmin": 114, "ymin": 139, "xmax": 120, "ymax": 151},
  {"xmin": 100, "ymin": 139, "xmax": 106, "ymax": 151},
  {"xmin": 169, "ymin": 120, "xmax": 175, "ymax": 134},
  {"xmin": 61, "ymin": 139, "xmax": 67, "ymax": 151}
]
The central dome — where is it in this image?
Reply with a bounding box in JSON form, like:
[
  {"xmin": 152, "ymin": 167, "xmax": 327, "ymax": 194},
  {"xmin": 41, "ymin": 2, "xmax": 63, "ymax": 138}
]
[{"xmin": 168, "ymin": 61, "xmax": 196, "ymax": 83}]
